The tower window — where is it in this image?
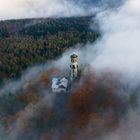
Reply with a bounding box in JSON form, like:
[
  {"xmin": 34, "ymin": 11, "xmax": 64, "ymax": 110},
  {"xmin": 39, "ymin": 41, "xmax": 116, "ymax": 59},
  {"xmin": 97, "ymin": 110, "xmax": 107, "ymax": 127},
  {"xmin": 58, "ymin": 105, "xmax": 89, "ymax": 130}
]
[
  {"xmin": 72, "ymin": 65, "xmax": 76, "ymax": 69},
  {"xmin": 72, "ymin": 60, "xmax": 75, "ymax": 63}
]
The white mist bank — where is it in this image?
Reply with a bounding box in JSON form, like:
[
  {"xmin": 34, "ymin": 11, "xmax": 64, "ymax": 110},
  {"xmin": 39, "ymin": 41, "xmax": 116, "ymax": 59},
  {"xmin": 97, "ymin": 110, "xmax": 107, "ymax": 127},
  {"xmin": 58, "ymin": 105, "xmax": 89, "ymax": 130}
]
[
  {"xmin": 0, "ymin": 0, "xmax": 124, "ymax": 20},
  {"xmin": 68, "ymin": 0, "xmax": 140, "ymax": 82},
  {"xmin": 0, "ymin": 0, "xmax": 140, "ymax": 139},
  {"xmin": 0, "ymin": 0, "xmax": 97, "ymax": 20},
  {"xmin": 86, "ymin": 0, "xmax": 140, "ymax": 139},
  {"xmin": 55, "ymin": 0, "xmax": 140, "ymax": 81}
]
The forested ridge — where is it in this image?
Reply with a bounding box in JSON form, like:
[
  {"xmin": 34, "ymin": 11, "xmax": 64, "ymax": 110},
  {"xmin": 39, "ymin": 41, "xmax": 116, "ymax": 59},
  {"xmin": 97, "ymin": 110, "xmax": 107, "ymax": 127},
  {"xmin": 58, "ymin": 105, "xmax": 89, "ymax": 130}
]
[{"xmin": 0, "ymin": 16, "xmax": 99, "ymax": 81}]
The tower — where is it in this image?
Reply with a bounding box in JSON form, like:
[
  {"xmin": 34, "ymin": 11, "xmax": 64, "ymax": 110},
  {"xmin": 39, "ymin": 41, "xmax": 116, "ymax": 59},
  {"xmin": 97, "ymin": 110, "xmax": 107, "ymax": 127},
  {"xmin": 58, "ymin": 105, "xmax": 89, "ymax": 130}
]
[{"xmin": 70, "ymin": 53, "xmax": 78, "ymax": 81}]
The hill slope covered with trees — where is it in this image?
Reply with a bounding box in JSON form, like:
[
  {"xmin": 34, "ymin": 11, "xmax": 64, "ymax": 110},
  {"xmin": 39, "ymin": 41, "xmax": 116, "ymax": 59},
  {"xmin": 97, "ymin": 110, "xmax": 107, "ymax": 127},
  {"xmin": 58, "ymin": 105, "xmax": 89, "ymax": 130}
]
[{"xmin": 0, "ymin": 16, "xmax": 99, "ymax": 82}]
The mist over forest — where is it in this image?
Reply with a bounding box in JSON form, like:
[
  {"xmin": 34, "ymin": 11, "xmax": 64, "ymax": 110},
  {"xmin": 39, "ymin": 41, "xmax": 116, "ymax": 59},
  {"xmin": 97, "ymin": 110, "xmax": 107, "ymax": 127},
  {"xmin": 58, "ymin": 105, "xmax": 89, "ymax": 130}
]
[{"xmin": 0, "ymin": 0, "xmax": 140, "ymax": 140}]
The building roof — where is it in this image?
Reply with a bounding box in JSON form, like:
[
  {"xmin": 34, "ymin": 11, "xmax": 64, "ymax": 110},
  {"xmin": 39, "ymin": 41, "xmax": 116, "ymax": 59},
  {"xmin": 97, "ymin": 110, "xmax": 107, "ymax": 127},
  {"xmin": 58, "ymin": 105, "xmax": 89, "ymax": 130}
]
[
  {"xmin": 52, "ymin": 78, "xmax": 59, "ymax": 89},
  {"xmin": 51, "ymin": 77, "xmax": 68, "ymax": 90}
]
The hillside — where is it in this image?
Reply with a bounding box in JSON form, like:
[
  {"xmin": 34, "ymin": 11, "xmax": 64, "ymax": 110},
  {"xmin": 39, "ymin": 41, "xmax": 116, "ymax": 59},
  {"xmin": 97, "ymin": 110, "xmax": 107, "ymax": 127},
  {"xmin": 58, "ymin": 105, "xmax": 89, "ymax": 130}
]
[
  {"xmin": 0, "ymin": 16, "xmax": 99, "ymax": 82},
  {"xmin": 0, "ymin": 65, "xmax": 137, "ymax": 140}
]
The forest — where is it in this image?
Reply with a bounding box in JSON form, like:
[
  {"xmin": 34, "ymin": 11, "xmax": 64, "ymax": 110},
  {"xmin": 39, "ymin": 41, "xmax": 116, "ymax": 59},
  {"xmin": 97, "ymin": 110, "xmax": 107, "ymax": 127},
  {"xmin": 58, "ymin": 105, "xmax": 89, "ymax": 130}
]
[
  {"xmin": 0, "ymin": 15, "xmax": 138, "ymax": 140},
  {"xmin": 0, "ymin": 66, "xmax": 137, "ymax": 140},
  {"xmin": 0, "ymin": 16, "xmax": 100, "ymax": 82}
]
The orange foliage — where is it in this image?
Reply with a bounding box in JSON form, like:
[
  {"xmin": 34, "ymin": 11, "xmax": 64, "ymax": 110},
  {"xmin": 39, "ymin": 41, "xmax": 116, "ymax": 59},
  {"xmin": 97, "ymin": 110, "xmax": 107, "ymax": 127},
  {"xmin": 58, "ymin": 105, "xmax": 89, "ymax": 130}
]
[
  {"xmin": 68, "ymin": 68, "xmax": 97, "ymax": 128},
  {"xmin": 17, "ymin": 92, "xmax": 39, "ymax": 104},
  {"xmin": 68, "ymin": 69, "xmax": 122, "ymax": 129},
  {"xmin": 42, "ymin": 108, "xmax": 55, "ymax": 124},
  {"xmin": 40, "ymin": 68, "xmax": 61, "ymax": 87},
  {"xmin": 0, "ymin": 66, "xmax": 127, "ymax": 139},
  {"xmin": 0, "ymin": 115, "xmax": 17, "ymax": 128},
  {"xmin": 89, "ymin": 113, "xmax": 101, "ymax": 126},
  {"xmin": 62, "ymin": 133, "xmax": 75, "ymax": 140}
]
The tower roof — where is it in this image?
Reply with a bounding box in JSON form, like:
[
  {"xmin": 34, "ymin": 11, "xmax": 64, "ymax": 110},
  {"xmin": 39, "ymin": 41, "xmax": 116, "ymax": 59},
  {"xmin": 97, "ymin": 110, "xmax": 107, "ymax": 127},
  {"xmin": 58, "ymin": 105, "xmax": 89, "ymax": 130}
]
[{"xmin": 71, "ymin": 54, "xmax": 78, "ymax": 58}]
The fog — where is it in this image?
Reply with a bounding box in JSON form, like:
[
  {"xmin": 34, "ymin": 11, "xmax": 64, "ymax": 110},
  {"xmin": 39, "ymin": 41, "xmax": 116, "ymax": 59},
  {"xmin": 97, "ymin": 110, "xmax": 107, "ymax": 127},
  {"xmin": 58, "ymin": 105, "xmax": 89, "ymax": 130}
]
[
  {"xmin": 66, "ymin": 0, "xmax": 140, "ymax": 82},
  {"xmin": 0, "ymin": 0, "xmax": 123, "ymax": 20},
  {"xmin": 85, "ymin": 0, "xmax": 140, "ymax": 139},
  {"xmin": 0, "ymin": 0, "xmax": 140, "ymax": 139}
]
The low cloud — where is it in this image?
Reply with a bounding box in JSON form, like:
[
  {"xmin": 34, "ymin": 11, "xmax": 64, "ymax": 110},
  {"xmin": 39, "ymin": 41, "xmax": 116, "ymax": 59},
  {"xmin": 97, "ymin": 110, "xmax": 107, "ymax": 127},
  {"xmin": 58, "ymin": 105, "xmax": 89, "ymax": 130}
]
[
  {"xmin": 0, "ymin": 0, "xmax": 123, "ymax": 20},
  {"xmin": 0, "ymin": 0, "xmax": 96, "ymax": 20},
  {"xmin": 0, "ymin": 0, "xmax": 140, "ymax": 139},
  {"xmin": 68, "ymin": 0, "xmax": 140, "ymax": 82}
]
